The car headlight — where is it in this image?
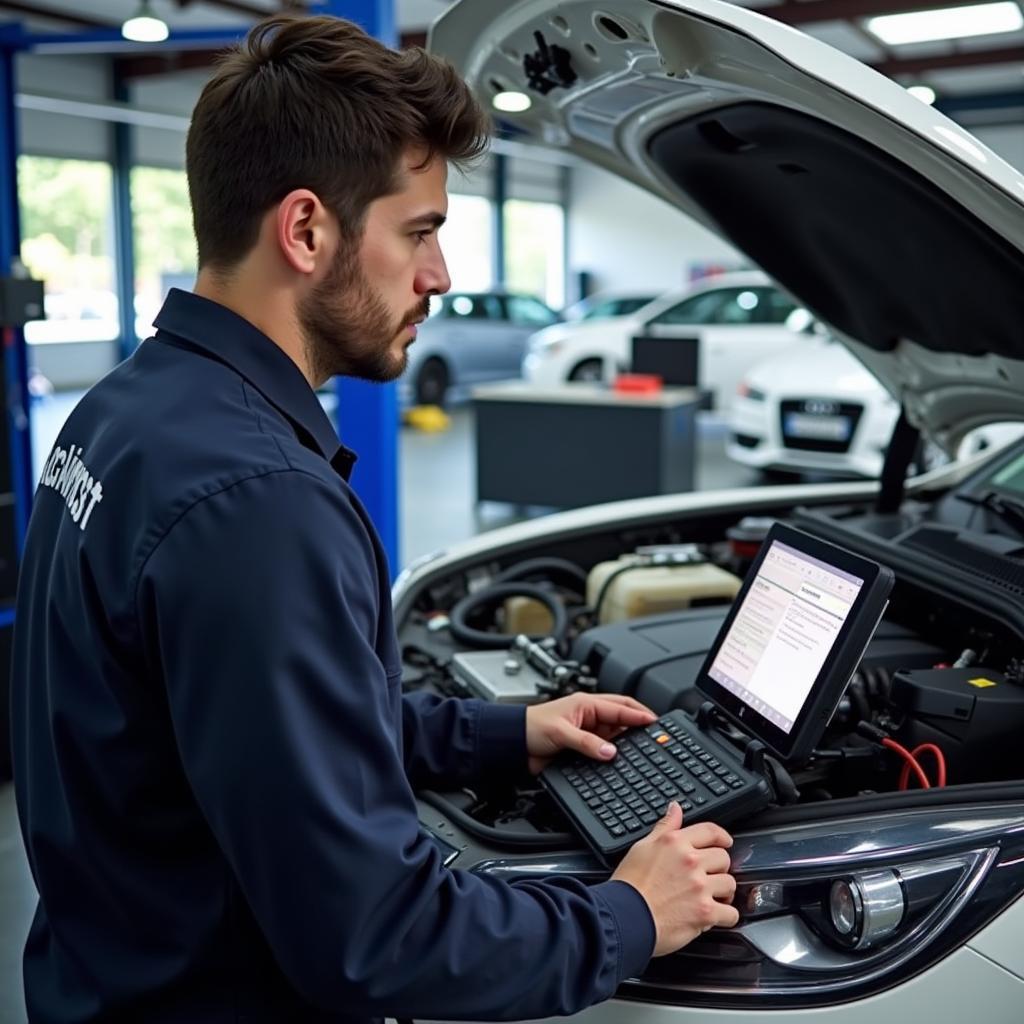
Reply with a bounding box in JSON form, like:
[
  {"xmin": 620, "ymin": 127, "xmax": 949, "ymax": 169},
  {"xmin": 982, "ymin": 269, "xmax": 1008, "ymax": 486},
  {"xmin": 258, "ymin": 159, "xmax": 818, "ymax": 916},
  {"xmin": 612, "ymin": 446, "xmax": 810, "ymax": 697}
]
[
  {"xmin": 473, "ymin": 803, "xmax": 1024, "ymax": 1009},
  {"xmin": 826, "ymin": 871, "xmax": 903, "ymax": 949},
  {"xmin": 737, "ymin": 381, "xmax": 766, "ymax": 402}
]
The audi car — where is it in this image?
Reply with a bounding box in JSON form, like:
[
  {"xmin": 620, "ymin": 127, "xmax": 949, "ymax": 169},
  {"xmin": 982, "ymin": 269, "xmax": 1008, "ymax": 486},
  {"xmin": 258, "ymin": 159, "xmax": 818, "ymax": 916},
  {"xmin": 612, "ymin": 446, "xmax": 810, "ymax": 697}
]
[
  {"xmin": 399, "ymin": 0, "xmax": 1024, "ymax": 1020},
  {"xmin": 729, "ymin": 334, "xmax": 1024, "ymax": 479}
]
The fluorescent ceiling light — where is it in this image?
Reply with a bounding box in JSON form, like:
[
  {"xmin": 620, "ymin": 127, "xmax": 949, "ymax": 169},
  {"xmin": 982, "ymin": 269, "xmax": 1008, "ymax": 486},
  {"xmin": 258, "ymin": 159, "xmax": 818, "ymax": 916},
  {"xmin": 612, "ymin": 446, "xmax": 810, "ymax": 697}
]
[
  {"xmin": 122, "ymin": 1, "xmax": 169, "ymax": 43},
  {"xmin": 908, "ymin": 85, "xmax": 937, "ymax": 105},
  {"xmin": 492, "ymin": 91, "xmax": 532, "ymax": 113},
  {"xmin": 867, "ymin": 3, "xmax": 1024, "ymax": 45}
]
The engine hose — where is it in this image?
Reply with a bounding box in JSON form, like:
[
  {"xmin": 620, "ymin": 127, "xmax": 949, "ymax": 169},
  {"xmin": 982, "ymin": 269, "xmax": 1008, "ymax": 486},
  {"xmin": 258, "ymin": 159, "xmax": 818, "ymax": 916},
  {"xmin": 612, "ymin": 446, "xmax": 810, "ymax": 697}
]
[
  {"xmin": 591, "ymin": 563, "xmax": 646, "ymax": 624},
  {"xmin": 873, "ymin": 666, "xmax": 893, "ymax": 703},
  {"xmin": 861, "ymin": 665, "xmax": 890, "ymax": 703},
  {"xmin": 419, "ymin": 790, "xmax": 575, "ymax": 848},
  {"xmin": 847, "ymin": 676, "xmax": 872, "ymax": 725},
  {"xmin": 448, "ymin": 582, "xmax": 568, "ymax": 650},
  {"xmin": 494, "ymin": 557, "xmax": 588, "ymax": 594}
]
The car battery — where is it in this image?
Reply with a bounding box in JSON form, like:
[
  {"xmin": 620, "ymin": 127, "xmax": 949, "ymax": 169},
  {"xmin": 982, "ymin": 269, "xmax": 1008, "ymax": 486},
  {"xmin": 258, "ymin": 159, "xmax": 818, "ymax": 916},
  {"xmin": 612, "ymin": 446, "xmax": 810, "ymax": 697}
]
[
  {"xmin": 586, "ymin": 558, "xmax": 741, "ymax": 625},
  {"xmin": 889, "ymin": 668, "xmax": 1024, "ymax": 783},
  {"xmin": 450, "ymin": 650, "xmax": 549, "ymax": 705}
]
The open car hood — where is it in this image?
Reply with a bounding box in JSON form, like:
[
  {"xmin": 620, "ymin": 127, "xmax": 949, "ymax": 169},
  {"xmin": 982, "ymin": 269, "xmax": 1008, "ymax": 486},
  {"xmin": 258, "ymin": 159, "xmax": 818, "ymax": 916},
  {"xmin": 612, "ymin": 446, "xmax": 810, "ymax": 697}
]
[{"xmin": 430, "ymin": 0, "xmax": 1024, "ymax": 451}]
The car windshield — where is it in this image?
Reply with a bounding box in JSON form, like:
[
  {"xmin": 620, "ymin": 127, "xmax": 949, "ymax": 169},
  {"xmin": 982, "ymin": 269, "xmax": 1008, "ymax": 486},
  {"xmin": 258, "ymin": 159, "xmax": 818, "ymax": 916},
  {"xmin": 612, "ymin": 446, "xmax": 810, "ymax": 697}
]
[
  {"xmin": 649, "ymin": 286, "xmax": 797, "ymax": 327},
  {"xmin": 571, "ymin": 296, "xmax": 657, "ymax": 320}
]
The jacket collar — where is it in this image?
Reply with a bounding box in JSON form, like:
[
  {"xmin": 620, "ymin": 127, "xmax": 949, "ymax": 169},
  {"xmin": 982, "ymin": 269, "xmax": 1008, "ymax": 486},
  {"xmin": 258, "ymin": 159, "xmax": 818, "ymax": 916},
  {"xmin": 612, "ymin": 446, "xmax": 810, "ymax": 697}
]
[{"xmin": 153, "ymin": 288, "xmax": 357, "ymax": 479}]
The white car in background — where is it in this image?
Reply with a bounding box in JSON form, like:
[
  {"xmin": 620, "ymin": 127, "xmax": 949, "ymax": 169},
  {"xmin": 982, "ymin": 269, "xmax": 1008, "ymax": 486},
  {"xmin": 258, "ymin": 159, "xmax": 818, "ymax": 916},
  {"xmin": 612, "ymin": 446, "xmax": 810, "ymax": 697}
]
[
  {"xmin": 729, "ymin": 334, "xmax": 901, "ymax": 478},
  {"xmin": 729, "ymin": 335, "xmax": 1024, "ymax": 478},
  {"xmin": 523, "ymin": 271, "xmax": 804, "ymax": 409}
]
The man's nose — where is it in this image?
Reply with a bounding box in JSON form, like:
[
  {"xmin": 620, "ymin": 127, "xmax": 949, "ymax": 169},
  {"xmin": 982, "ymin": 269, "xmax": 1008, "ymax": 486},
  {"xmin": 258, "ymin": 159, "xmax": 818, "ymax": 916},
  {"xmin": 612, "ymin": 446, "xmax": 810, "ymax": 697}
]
[{"xmin": 417, "ymin": 244, "xmax": 451, "ymax": 297}]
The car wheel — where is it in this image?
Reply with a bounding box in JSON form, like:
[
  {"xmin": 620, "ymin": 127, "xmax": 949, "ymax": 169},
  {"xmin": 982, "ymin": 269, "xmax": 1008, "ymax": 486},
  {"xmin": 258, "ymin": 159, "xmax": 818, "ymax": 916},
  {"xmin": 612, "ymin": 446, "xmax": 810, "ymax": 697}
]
[
  {"xmin": 568, "ymin": 358, "xmax": 604, "ymax": 382},
  {"xmin": 415, "ymin": 359, "xmax": 449, "ymax": 407}
]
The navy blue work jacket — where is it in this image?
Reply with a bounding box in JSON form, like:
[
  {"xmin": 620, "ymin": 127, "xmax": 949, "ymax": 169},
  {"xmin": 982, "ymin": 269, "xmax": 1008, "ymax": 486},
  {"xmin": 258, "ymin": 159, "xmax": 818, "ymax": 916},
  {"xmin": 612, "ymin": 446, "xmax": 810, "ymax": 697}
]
[{"xmin": 11, "ymin": 289, "xmax": 654, "ymax": 1023}]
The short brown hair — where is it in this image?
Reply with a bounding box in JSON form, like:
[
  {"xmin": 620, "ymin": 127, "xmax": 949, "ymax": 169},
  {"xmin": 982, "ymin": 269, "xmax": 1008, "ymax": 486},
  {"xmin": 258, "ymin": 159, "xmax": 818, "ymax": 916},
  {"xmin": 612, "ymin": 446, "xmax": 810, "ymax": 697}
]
[{"xmin": 186, "ymin": 14, "xmax": 491, "ymax": 271}]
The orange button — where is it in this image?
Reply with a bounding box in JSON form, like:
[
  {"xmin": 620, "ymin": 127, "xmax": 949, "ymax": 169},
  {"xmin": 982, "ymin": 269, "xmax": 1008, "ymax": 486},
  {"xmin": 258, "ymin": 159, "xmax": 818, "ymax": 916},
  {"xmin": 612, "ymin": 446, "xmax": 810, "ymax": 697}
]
[{"xmin": 656, "ymin": 734, "xmax": 670, "ymax": 744}]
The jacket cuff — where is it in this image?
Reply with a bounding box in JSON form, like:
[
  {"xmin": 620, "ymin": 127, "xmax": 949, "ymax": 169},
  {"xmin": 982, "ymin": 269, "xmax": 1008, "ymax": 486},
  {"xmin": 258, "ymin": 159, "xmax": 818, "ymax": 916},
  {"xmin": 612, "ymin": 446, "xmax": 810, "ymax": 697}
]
[
  {"xmin": 591, "ymin": 879, "xmax": 656, "ymax": 984},
  {"xmin": 473, "ymin": 702, "xmax": 528, "ymax": 779}
]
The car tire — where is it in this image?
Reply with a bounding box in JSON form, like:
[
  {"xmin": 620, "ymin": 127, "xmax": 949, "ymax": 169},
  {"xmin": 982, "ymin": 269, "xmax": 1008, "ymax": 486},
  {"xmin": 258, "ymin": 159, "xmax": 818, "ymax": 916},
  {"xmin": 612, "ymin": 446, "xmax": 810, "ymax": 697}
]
[
  {"xmin": 415, "ymin": 358, "xmax": 450, "ymax": 407},
  {"xmin": 568, "ymin": 358, "xmax": 604, "ymax": 383}
]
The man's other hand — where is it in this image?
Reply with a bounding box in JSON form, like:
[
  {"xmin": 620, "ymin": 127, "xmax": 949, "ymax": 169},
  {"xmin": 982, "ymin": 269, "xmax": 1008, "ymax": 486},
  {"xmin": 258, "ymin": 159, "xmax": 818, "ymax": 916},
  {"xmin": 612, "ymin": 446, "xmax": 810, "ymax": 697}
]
[
  {"xmin": 524, "ymin": 693, "xmax": 657, "ymax": 775},
  {"xmin": 612, "ymin": 803, "xmax": 738, "ymax": 955}
]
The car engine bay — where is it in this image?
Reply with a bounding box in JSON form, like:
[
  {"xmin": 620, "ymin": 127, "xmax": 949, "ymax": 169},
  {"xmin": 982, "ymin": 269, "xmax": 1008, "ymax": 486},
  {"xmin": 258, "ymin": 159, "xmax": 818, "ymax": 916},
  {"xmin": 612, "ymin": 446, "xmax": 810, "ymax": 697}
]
[{"xmin": 398, "ymin": 442, "xmax": 1024, "ymax": 849}]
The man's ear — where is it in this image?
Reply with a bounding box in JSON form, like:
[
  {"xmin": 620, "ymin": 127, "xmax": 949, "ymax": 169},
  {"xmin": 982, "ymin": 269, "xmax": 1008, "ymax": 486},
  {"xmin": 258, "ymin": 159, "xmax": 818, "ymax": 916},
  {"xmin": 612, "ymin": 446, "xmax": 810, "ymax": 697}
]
[{"xmin": 275, "ymin": 189, "xmax": 334, "ymax": 275}]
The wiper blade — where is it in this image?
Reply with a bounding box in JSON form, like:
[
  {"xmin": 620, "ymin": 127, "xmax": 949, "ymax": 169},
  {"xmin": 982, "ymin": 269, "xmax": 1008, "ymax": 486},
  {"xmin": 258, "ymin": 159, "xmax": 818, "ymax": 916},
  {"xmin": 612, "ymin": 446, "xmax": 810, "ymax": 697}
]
[{"xmin": 955, "ymin": 490, "xmax": 1024, "ymax": 533}]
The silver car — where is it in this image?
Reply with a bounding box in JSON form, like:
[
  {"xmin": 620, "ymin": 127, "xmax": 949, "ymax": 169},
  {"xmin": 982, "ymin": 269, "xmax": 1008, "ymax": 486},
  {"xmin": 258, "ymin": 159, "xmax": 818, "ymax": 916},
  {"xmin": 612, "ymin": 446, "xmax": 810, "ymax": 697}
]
[
  {"xmin": 402, "ymin": 290, "xmax": 560, "ymax": 407},
  {"xmin": 390, "ymin": 0, "xmax": 1024, "ymax": 1019}
]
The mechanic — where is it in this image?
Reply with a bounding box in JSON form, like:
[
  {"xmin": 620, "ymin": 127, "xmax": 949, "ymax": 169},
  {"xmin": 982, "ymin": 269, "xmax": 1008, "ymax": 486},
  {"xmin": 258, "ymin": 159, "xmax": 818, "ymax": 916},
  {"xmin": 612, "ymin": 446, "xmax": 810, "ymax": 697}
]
[{"xmin": 11, "ymin": 14, "xmax": 738, "ymax": 1022}]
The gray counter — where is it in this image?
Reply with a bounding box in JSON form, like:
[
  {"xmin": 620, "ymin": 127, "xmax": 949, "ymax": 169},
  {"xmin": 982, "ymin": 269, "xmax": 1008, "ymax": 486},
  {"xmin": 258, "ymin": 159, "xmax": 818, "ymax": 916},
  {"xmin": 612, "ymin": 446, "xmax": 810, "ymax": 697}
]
[{"xmin": 473, "ymin": 381, "xmax": 701, "ymax": 508}]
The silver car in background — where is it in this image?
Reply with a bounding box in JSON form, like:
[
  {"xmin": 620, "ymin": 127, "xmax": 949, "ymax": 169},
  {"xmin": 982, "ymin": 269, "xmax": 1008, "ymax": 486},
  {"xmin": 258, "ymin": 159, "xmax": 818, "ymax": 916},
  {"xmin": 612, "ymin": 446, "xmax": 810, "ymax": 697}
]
[{"xmin": 402, "ymin": 290, "xmax": 560, "ymax": 407}]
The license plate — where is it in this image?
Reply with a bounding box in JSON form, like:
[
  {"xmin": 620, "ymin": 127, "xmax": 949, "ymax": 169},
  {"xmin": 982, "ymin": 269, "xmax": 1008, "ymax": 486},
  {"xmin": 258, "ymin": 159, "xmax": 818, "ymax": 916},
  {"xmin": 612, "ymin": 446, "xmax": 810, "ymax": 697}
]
[{"xmin": 784, "ymin": 412, "xmax": 851, "ymax": 441}]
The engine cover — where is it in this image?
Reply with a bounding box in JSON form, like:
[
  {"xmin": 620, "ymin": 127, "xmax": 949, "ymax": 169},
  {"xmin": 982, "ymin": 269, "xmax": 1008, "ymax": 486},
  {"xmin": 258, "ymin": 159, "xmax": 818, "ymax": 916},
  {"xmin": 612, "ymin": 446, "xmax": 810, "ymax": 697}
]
[{"xmin": 573, "ymin": 608, "xmax": 945, "ymax": 715}]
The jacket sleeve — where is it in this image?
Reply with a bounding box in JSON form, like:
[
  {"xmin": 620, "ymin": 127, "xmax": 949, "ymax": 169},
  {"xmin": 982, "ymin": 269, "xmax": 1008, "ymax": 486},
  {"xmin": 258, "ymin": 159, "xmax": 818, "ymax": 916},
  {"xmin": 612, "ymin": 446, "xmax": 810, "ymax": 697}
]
[
  {"xmin": 136, "ymin": 469, "xmax": 654, "ymax": 1020},
  {"xmin": 400, "ymin": 691, "xmax": 528, "ymax": 789}
]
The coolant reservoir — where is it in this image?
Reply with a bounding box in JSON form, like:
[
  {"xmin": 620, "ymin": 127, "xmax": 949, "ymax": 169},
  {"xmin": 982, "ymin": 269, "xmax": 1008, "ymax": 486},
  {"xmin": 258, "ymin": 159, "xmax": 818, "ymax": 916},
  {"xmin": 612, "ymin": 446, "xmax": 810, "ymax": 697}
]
[
  {"xmin": 502, "ymin": 595, "xmax": 555, "ymax": 635},
  {"xmin": 587, "ymin": 557, "xmax": 741, "ymax": 625}
]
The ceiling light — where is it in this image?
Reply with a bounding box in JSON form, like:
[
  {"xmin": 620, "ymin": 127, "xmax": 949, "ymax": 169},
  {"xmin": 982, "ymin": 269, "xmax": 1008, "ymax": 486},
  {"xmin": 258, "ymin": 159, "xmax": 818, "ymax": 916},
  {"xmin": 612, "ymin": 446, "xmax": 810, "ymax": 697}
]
[
  {"xmin": 492, "ymin": 91, "xmax": 532, "ymax": 113},
  {"xmin": 867, "ymin": 3, "xmax": 1023, "ymax": 45},
  {"xmin": 122, "ymin": 0, "xmax": 169, "ymax": 43},
  {"xmin": 908, "ymin": 85, "xmax": 937, "ymax": 105}
]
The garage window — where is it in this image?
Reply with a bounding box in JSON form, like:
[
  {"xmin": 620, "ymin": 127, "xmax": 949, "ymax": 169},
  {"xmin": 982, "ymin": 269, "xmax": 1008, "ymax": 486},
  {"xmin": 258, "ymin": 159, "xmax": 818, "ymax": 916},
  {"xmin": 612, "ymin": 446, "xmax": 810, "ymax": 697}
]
[
  {"xmin": 504, "ymin": 199, "xmax": 565, "ymax": 308},
  {"xmin": 442, "ymin": 193, "xmax": 493, "ymax": 292},
  {"xmin": 18, "ymin": 156, "xmax": 117, "ymax": 345},
  {"xmin": 131, "ymin": 166, "xmax": 197, "ymax": 343}
]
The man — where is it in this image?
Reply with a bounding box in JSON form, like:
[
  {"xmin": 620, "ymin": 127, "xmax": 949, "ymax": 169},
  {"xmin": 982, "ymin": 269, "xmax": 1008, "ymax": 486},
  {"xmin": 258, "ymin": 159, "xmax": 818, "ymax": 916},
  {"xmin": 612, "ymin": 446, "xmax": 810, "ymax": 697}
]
[{"xmin": 11, "ymin": 14, "xmax": 737, "ymax": 1022}]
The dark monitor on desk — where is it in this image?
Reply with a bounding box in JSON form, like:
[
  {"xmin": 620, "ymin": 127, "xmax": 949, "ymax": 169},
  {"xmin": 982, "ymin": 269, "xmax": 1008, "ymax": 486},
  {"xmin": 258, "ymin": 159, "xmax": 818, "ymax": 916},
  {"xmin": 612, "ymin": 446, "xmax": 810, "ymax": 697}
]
[{"xmin": 630, "ymin": 335, "xmax": 699, "ymax": 387}]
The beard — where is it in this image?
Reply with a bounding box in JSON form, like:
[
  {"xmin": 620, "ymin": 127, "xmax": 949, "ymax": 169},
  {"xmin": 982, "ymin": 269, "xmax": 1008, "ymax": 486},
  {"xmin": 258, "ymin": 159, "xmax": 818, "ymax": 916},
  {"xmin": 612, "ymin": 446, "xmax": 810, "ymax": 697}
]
[{"xmin": 298, "ymin": 242, "xmax": 430, "ymax": 387}]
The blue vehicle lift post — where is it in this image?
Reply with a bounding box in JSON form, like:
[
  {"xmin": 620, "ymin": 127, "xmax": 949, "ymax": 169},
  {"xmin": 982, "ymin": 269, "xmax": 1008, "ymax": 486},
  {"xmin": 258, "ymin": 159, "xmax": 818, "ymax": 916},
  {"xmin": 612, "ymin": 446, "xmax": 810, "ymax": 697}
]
[
  {"xmin": 0, "ymin": 26, "xmax": 33, "ymax": 557},
  {"xmin": 324, "ymin": 0, "xmax": 402, "ymax": 578}
]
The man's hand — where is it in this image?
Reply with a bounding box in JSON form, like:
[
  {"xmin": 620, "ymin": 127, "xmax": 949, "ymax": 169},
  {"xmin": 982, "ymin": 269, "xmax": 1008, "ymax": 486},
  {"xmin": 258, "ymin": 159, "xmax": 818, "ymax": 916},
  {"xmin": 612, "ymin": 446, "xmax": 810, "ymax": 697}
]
[
  {"xmin": 524, "ymin": 692, "xmax": 657, "ymax": 775},
  {"xmin": 612, "ymin": 802, "xmax": 738, "ymax": 956}
]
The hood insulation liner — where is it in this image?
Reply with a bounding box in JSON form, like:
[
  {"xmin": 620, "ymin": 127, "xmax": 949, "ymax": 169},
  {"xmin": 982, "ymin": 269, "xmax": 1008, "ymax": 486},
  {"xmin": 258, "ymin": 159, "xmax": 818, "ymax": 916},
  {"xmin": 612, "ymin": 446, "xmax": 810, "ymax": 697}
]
[{"xmin": 648, "ymin": 103, "xmax": 1024, "ymax": 358}]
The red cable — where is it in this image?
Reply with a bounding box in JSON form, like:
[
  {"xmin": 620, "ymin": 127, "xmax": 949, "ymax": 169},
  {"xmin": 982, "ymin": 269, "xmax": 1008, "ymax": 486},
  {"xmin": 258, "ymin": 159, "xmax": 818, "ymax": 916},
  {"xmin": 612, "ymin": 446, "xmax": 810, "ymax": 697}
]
[
  {"xmin": 901, "ymin": 743, "xmax": 947, "ymax": 789},
  {"xmin": 882, "ymin": 737, "xmax": 931, "ymax": 790}
]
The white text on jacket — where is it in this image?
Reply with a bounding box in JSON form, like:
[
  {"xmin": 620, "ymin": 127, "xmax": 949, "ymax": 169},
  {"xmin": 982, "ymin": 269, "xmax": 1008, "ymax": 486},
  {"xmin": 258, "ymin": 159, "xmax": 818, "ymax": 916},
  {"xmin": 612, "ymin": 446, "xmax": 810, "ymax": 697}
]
[{"xmin": 39, "ymin": 443, "xmax": 104, "ymax": 531}]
